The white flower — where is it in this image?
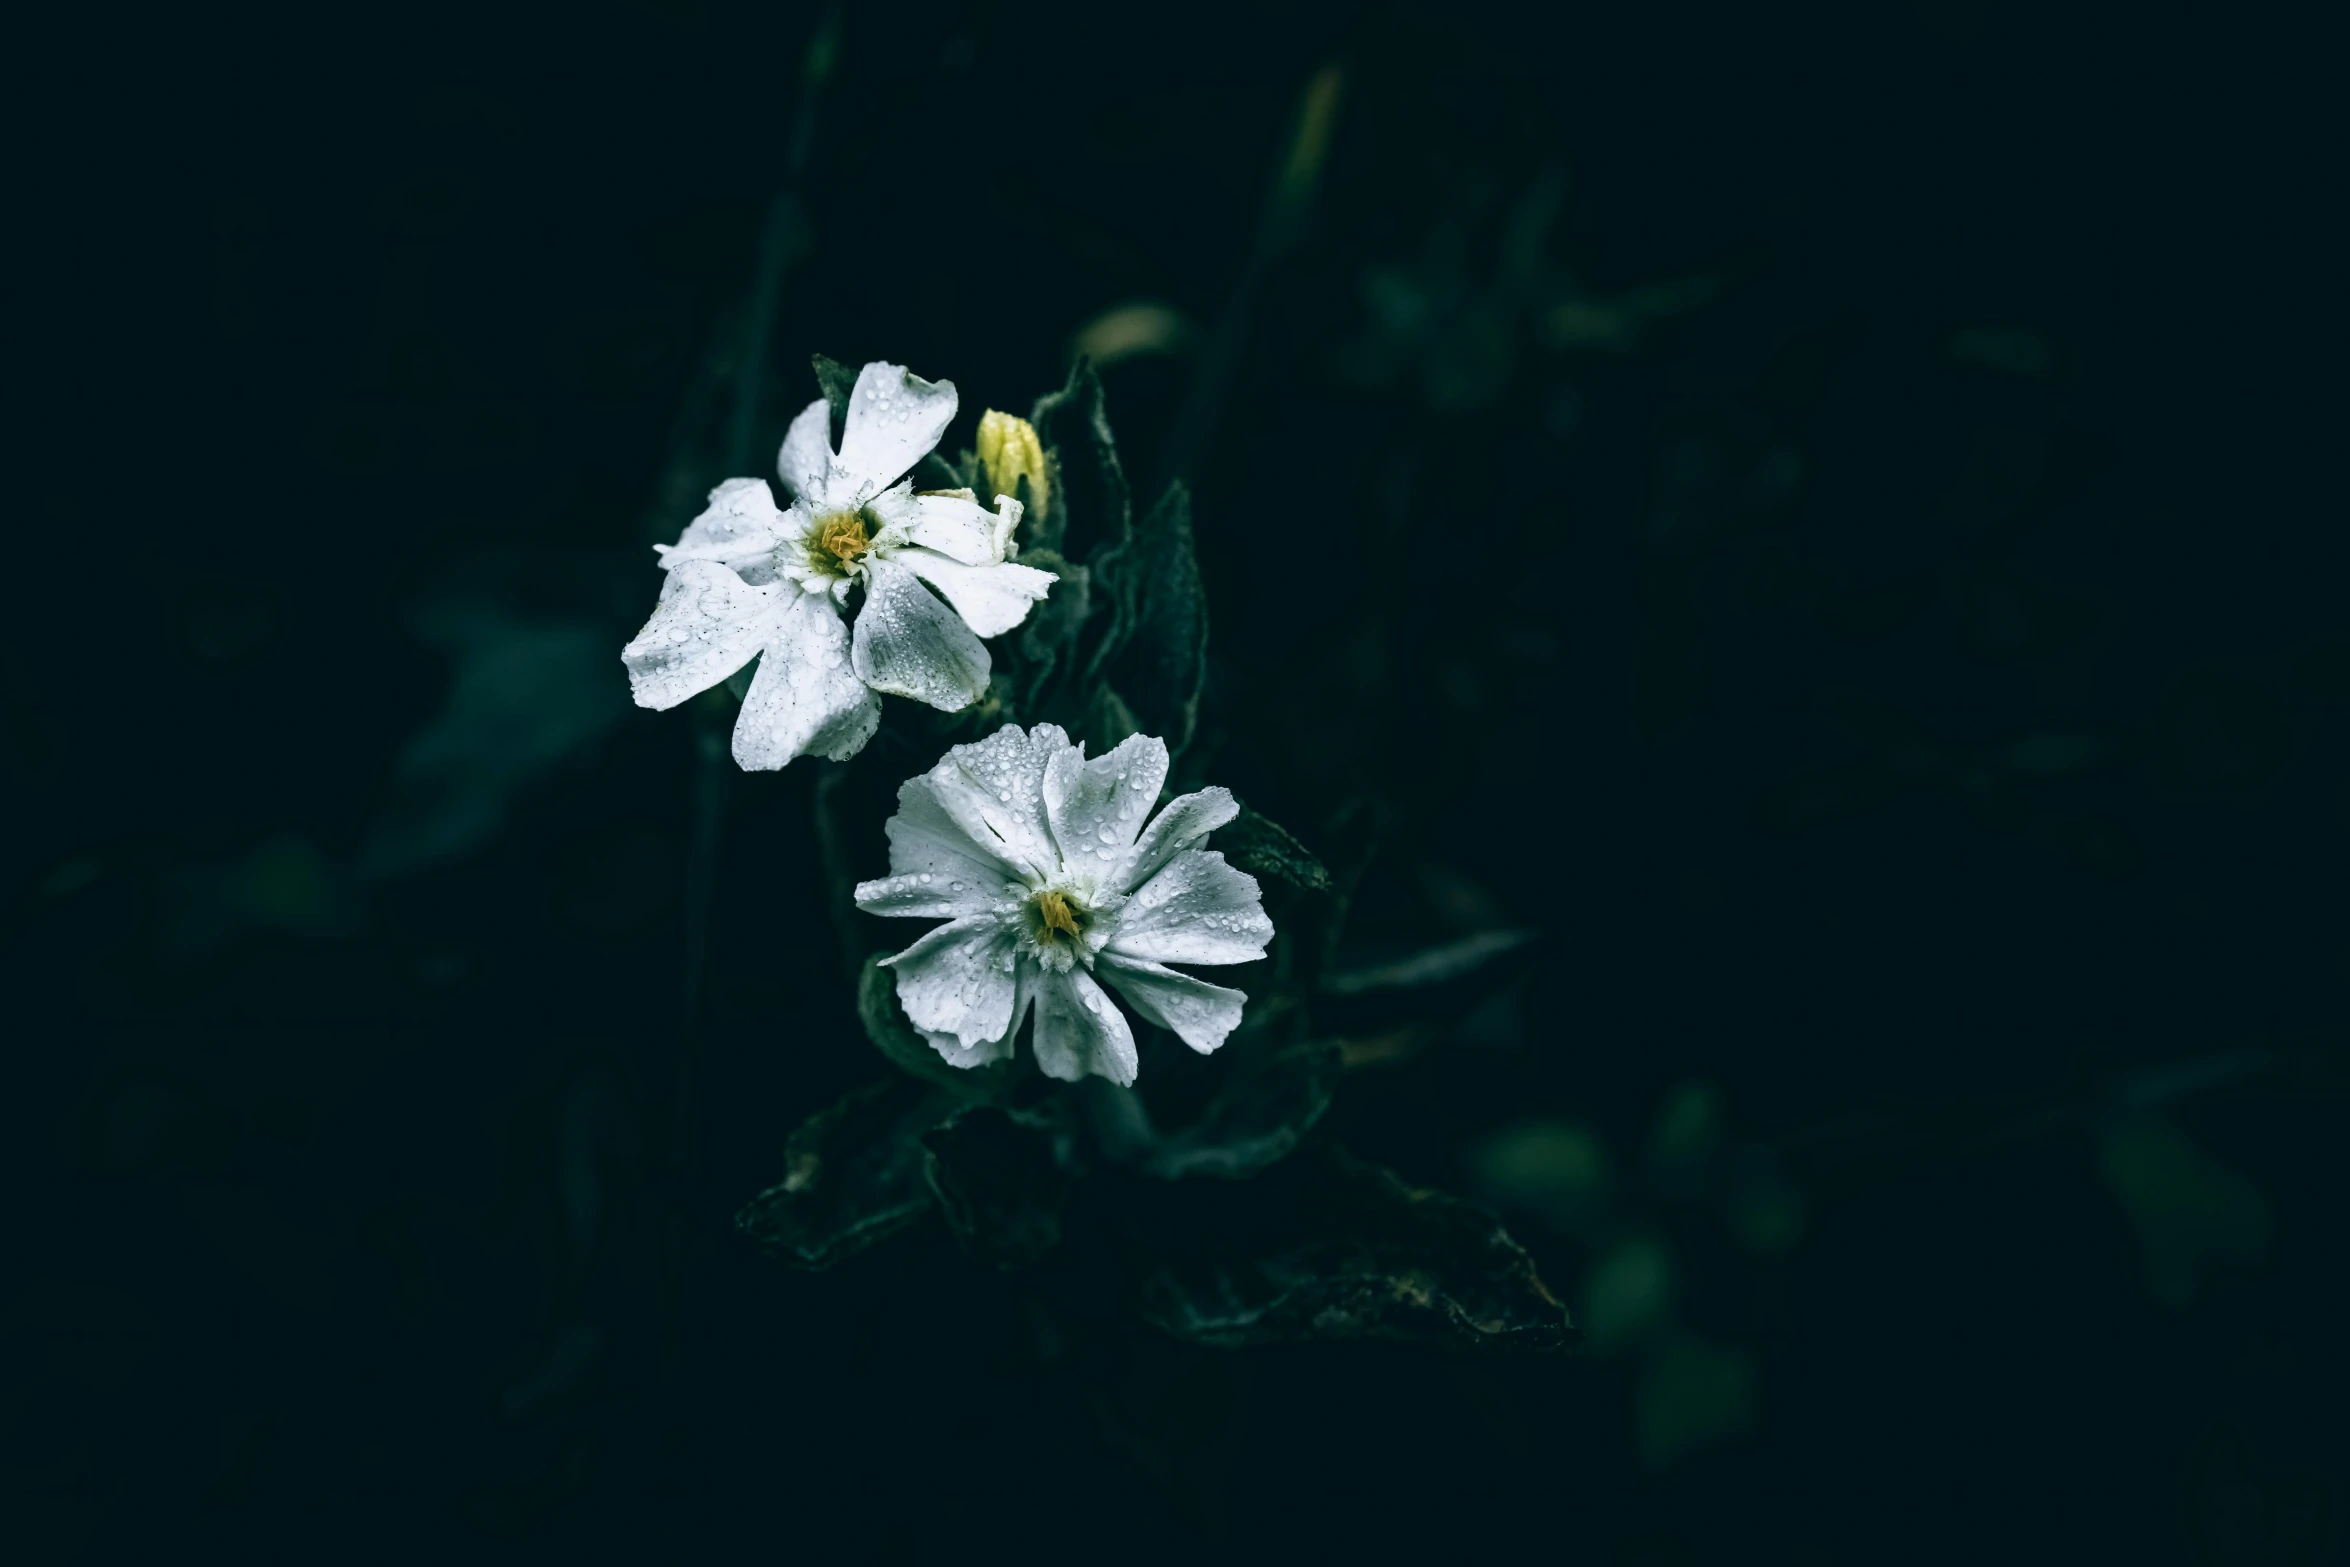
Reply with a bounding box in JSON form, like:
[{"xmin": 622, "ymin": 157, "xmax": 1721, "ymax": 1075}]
[
  {"xmin": 854, "ymin": 724, "xmax": 1274, "ymax": 1086},
  {"xmin": 620, "ymin": 361, "xmax": 1057, "ymax": 770}
]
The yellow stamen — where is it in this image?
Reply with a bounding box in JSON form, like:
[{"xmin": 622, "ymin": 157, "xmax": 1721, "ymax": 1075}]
[
  {"xmin": 808, "ymin": 509, "xmax": 872, "ymax": 575},
  {"xmin": 1034, "ymin": 889, "xmax": 1082, "ymax": 940}
]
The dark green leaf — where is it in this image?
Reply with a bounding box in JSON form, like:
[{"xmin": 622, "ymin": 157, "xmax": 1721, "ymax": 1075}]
[
  {"xmin": 921, "ymin": 1104, "xmax": 1074, "ymax": 1268},
  {"xmin": 1079, "ymin": 682, "xmax": 1141, "ymax": 754},
  {"xmin": 1099, "ymin": 483, "xmax": 1207, "ymax": 756},
  {"xmin": 912, "ymin": 452, "xmax": 963, "ymax": 490},
  {"xmin": 856, "ymin": 953, "xmax": 1007, "ymax": 1099},
  {"xmin": 809, "ymin": 352, "xmax": 857, "ymax": 444},
  {"xmin": 1145, "ymin": 1041, "xmax": 1342, "ymax": 1180},
  {"xmin": 1318, "ymin": 929, "xmax": 1539, "ymax": 1034},
  {"xmin": 1217, "ymin": 805, "xmax": 1331, "ymax": 894},
  {"xmin": 1322, "ymin": 929, "xmax": 1539, "ymax": 997},
  {"xmin": 1134, "ymin": 1148, "xmax": 1576, "ymax": 1351},
  {"xmin": 1010, "ymin": 548, "xmax": 1092, "ymax": 708},
  {"xmin": 1027, "ymin": 358, "xmax": 1129, "ymax": 560},
  {"xmin": 735, "ymin": 1077, "xmax": 948, "ymax": 1270}
]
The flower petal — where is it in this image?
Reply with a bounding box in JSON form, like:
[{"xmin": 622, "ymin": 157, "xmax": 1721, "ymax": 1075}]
[
  {"xmin": 1095, "ymin": 952, "xmax": 1247, "ymax": 1055},
  {"xmin": 879, "ymin": 766, "xmax": 1029, "ymax": 891},
  {"xmin": 916, "ymin": 723, "xmax": 1069, "ymax": 883},
  {"xmin": 1119, "ymin": 785, "xmax": 1240, "ymax": 892},
  {"xmin": 894, "ymin": 548, "xmax": 1055, "ymax": 639},
  {"xmin": 1043, "ymin": 733, "xmax": 1170, "ymax": 888},
  {"xmin": 926, "ymin": 960, "xmax": 1037, "ymax": 1068},
  {"xmin": 835, "ymin": 361, "xmax": 957, "ymax": 496},
  {"xmin": 777, "ymin": 397, "xmax": 836, "ymax": 506},
  {"xmin": 850, "ymin": 557, "xmax": 991, "ymax": 712},
  {"xmin": 927, "ymin": 1026, "xmax": 1015, "ymax": 1070},
  {"xmin": 866, "ymin": 484, "xmax": 1013, "ymax": 565},
  {"xmin": 652, "ymin": 478, "xmax": 787, "ymax": 585},
  {"xmin": 1104, "ymin": 849, "xmax": 1271, "ymax": 967},
  {"xmin": 1030, "ymin": 967, "xmax": 1138, "ymax": 1086},
  {"xmin": 729, "ymin": 590, "xmax": 878, "ymax": 769},
  {"xmin": 882, "ymin": 914, "xmax": 1021, "ymax": 1051},
  {"xmin": 620, "ymin": 559, "xmax": 779, "ymax": 711}
]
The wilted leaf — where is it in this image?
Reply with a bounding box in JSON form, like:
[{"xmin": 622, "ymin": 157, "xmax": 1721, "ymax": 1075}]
[
  {"xmin": 1134, "ymin": 1148, "xmax": 1576, "ymax": 1351},
  {"xmin": 921, "ymin": 1104, "xmax": 1073, "ymax": 1268},
  {"xmin": 856, "ymin": 953, "xmax": 1006, "ymax": 1099},
  {"xmin": 1145, "ymin": 1041, "xmax": 1343, "ymax": 1180},
  {"xmin": 736, "ymin": 1077, "xmax": 949, "ymax": 1270}
]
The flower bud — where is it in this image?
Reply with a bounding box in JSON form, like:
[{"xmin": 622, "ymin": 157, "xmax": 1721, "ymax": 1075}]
[{"xmin": 975, "ymin": 410, "xmax": 1050, "ymax": 520}]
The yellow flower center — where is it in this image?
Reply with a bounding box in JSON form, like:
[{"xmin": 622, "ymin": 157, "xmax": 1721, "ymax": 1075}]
[
  {"xmin": 1033, "ymin": 888, "xmax": 1084, "ymax": 941},
  {"xmin": 806, "ymin": 508, "xmax": 874, "ymax": 577}
]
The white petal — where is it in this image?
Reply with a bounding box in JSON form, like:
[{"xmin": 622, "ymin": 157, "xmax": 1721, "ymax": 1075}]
[
  {"xmin": 927, "ymin": 1027, "xmax": 1015, "ymax": 1070},
  {"xmin": 1095, "ymin": 952, "xmax": 1247, "ymax": 1055},
  {"xmin": 925, "ymin": 960, "xmax": 1036, "ymax": 1068},
  {"xmin": 882, "ymin": 915, "xmax": 1022, "ymax": 1050},
  {"xmin": 1119, "ymin": 785, "xmax": 1240, "ymax": 892},
  {"xmin": 849, "ymin": 557, "xmax": 991, "ymax": 712},
  {"xmin": 1042, "ymin": 733, "xmax": 1170, "ymax": 889},
  {"xmin": 652, "ymin": 478, "xmax": 787, "ymax": 585},
  {"xmin": 880, "ymin": 769, "xmax": 1028, "ymax": 890},
  {"xmin": 894, "ymin": 548, "xmax": 1055, "ymax": 639},
  {"xmin": 1104, "ymin": 849, "xmax": 1271, "ymax": 967},
  {"xmin": 620, "ymin": 560, "xmax": 779, "ymax": 711},
  {"xmin": 866, "ymin": 484, "xmax": 1008, "ymax": 565},
  {"xmin": 836, "ymin": 361, "xmax": 957, "ymax": 495},
  {"xmin": 855, "ymin": 871, "xmax": 1001, "ymax": 920},
  {"xmin": 917, "ymin": 723, "xmax": 1071, "ymax": 883},
  {"xmin": 728, "ymin": 590, "xmax": 878, "ymax": 769},
  {"xmin": 777, "ymin": 398, "xmax": 837, "ymax": 506},
  {"xmin": 1030, "ymin": 967, "xmax": 1138, "ymax": 1086}
]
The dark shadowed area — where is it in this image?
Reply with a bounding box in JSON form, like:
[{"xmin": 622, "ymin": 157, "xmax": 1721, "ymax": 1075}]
[{"xmin": 9, "ymin": 1, "xmax": 2347, "ymax": 1562}]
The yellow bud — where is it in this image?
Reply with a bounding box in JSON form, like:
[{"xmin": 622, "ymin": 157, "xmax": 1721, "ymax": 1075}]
[{"xmin": 975, "ymin": 409, "xmax": 1050, "ymax": 520}]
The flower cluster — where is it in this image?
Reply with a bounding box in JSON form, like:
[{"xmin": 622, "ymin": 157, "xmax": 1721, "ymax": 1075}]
[
  {"xmin": 620, "ymin": 359, "xmax": 1274, "ymax": 1085},
  {"xmin": 621, "ymin": 360, "xmax": 1054, "ymax": 771}
]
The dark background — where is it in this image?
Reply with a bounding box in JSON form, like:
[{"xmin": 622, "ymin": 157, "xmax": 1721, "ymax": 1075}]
[{"xmin": 9, "ymin": 1, "xmax": 2346, "ymax": 1561}]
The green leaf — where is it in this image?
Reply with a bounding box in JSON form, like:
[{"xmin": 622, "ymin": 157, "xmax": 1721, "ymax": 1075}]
[
  {"xmin": 1216, "ymin": 805, "xmax": 1331, "ymax": 894},
  {"xmin": 1323, "ymin": 930, "xmax": 1540, "ymax": 996},
  {"xmin": 1133, "ymin": 1148, "xmax": 1577, "ymax": 1351},
  {"xmin": 1098, "ymin": 483, "xmax": 1207, "ymax": 756},
  {"xmin": 856, "ymin": 953, "xmax": 1007, "ymax": 1099},
  {"xmin": 1144, "ymin": 1041, "xmax": 1342, "ymax": 1180},
  {"xmin": 809, "ymin": 352, "xmax": 857, "ymax": 443},
  {"xmin": 1027, "ymin": 358, "xmax": 1129, "ymax": 560},
  {"xmin": 1318, "ymin": 929, "xmax": 1540, "ymax": 1035},
  {"xmin": 1079, "ymin": 682, "xmax": 1141, "ymax": 754},
  {"xmin": 1013, "ymin": 549, "xmax": 1089, "ymax": 658},
  {"xmin": 912, "ymin": 452, "xmax": 963, "ymax": 491},
  {"xmin": 921, "ymin": 1104, "xmax": 1074, "ymax": 1268},
  {"xmin": 735, "ymin": 1077, "xmax": 949, "ymax": 1270}
]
